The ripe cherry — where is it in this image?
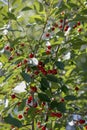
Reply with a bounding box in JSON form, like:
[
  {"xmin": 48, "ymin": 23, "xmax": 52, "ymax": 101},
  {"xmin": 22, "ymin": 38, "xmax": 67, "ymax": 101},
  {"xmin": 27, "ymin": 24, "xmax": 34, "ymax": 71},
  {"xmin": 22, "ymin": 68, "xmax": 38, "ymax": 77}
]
[
  {"xmin": 77, "ymin": 21, "xmax": 81, "ymax": 26},
  {"xmin": 23, "ymin": 59, "xmax": 28, "ymax": 64},
  {"xmin": 45, "ymin": 33, "xmax": 50, "ymax": 37},
  {"xmin": 11, "ymin": 94, "xmax": 16, "ymax": 99},
  {"xmin": 18, "ymin": 114, "xmax": 23, "ymax": 119},
  {"xmin": 47, "ymin": 45, "xmax": 51, "ymax": 49},
  {"xmin": 29, "ymin": 53, "xmax": 34, "ymax": 58},
  {"xmin": 5, "ymin": 45, "xmax": 10, "ymax": 50},
  {"xmin": 78, "ymin": 28, "xmax": 82, "ymax": 32},
  {"xmin": 46, "ymin": 49, "xmax": 51, "ymax": 55}
]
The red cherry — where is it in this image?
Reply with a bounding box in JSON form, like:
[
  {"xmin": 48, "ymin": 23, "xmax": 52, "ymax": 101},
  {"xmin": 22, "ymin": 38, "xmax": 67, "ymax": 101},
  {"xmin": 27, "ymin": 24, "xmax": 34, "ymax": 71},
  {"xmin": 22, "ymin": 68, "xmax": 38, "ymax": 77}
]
[
  {"xmin": 37, "ymin": 122, "xmax": 42, "ymax": 128},
  {"xmin": 5, "ymin": 45, "xmax": 10, "ymax": 50},
  {"xmin": 78, "ymin": 28, "xmax": 82, "ymax": 32},
  {"xmin": 45, "ymin": 33, "xmax": 50, "ymax": 37},
  {"xmin": 29, "ymin": 53, "xmax": 34, "ymax": 58},
  {"xmin": 55, "ymin": 113, "xmax": 62, "ymax": 118},
  {"xmin": 25, "ymin": 107, "xmax": 29, "ymax": 112},
  {"xmin": 54, "ymin": 23, "xmax": 58, "ymax": 28},
  {"xmin": 77, "ymin": 21, "xmax": 81, "ymax": 26},
  {"xmin": 11, "ymin": 94, "xmax": 16, "ymax": 99},
  {"xmin": 59, "ymin": 19, "xmax": 63, "ymax": 23},
  {"xmin": 73, "ymin": 24, "xmax": 77, "ymax": 29},
  {"xmin": 28, "ymin": 96, "xmax": 33, "ymax": 103},
  {"xmin": 79, "ymin": 119, "xmax": 85, "ymax": 124},
  {"xmin": 42, "ymin": 70, "xmax": 47, "ymax": 75},
  {"xmin": 47, "ymin": 46, "xmax": 51, "ymax": 49},
  {"xmin": 51, "ymin": 27, "xmax": 55, "ymax": 31},
  {"xmin": 60, "ymin": 98, "xmax": 65, "ymax": 102},
  {"xmin": 10, "ymin": 47, "xmax": 13, "ymax": 51},
  {"xmin": 21, "ymin": 43, "xmax": 25, "ymax": 46},
  {"xmin": 23, "ymin": 59, "xmax": 28, "ymax": 64},
  {"xmin": 59, "ymin": 25, "xmax": 63, "ymax": 29},
  {"xmin": 41, "ymin": 126, "xmax": 46, "ymax": 130},
  {"xmin": 75, "ymin": 86, "xmax": 79, "ymax": 91},
  {"xmin": 17, "ymin": 62, "xmax": 22, "ymax": 67},
  {"xmin": 46, "ymin": 49, "xmax": 51, "ymax": 55},
  {"xmin": 50, "ymin": 112, "xmax": 56, "ymax": 117},
  {"xmin": 85, "ymin": 126, "xmax": 87, "ymax": 130},
  {"xmin": 9, "ymin": 56, "xmax": 13, "ymax": 61},
  {"xmin": 47, "ymin": 70, "xmax": 52, "ymax": 74},
  {"xmin": 52, "ymin": 69, "xmax": 57, "ymax": 74},
  {"xmin": 42, "ymin": 102, "xmax": 46, "ymax": 107},
  {"xmin": 18, "ymin": 114, "xmax": 23, "ymax": 119},
  {"xmin": 34, "ymin": 70, "xmax": 39, "ymax": 75},
  {"xmin": 30, "ymin": 86, "xmax": 37, "ymax": 92}
]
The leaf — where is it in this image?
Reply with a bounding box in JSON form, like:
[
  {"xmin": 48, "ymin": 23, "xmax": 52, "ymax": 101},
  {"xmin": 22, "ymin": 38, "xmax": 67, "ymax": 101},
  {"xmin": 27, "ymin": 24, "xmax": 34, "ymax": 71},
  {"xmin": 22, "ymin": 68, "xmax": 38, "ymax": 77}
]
[
  {"xmin": 50, "ymin": 101, "xmax": 58, "ymax": 109},
  {"xmin": 7, "ymin": 12, "xmax": 17, "ymax": 20},
  {"xmin": 46, "ymin": 75, "xmax": 60, "ymax": 83},
  {"xmin": 64, "ymin": 95, "xmax": 77, "ymax": 101},
  {"xmin": 55, "ymin": 61, "xmax": 64, "ymax": 70},
  {"xmin": 57, "ymin": 102, "xmax": 66, "ymax": 113},
  {"xmin": 18, "ymin": 99, "xmax": 26, "ymax": 111},
  {"xmin": 21, "ymin": 71, "xmax": 31, "ymax": 83},
  {"xmin": 61, "ymin": 85, "xmax": 69, "ymax": 93},
  {"xmin": 40, "ymin": 77, "xmax": 49, "ymax": 91},
  {"xmin": 38, "ymin": 93, "xmax": 50, "ymax": 102},
  {"xmin": 21, "ymin": 6, "xmax": 32, "ymax": 11},
  {"xmin": 4, "ymin": 114, "xmax": 22, "ymax": 128}
]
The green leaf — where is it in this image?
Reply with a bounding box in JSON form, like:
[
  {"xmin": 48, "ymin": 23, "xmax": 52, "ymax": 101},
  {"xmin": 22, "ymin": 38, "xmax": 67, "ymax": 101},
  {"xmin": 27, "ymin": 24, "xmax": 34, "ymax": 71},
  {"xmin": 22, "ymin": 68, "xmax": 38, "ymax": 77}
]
[
  {"xmin": 7, "ymin": 12, "xmax": 17, "ymax": 20},
  {"xmin": 46, "ymin": 75, "xmax": 60, "ymax": 83},
  {"xmin": 18, "ymin": 99, "xmax": 26, "ymax": 111},
  {"xmin": 61, "ymin": 85, "xmax": 69, "ymax": 93},
  {"xmin": 55, "ymin": 61, "xmax": 64, "ymax": 70},
  {"xmin": 57, "ymin": 102, "xmax": 66, "ymax": 113},
  {"xmin": 21, "ymin": 71, "xmax": 31, "ymax": 83},
  {"xmin": 64, "ymin": 95, "xmax": 77, "ymax": 101},
  {"xmin": 4, "ymin": 114, "xmax": 22, "ymax": 128},
  {"xmin": 21, "ymin": 6, "xmax": 32, "ymax": 11},
  {"xmin": 38, "ymin": 93, "xmax": 50, "ymax": 102},
  {"xmin": 40, "ymin": 77, "xmax": 49, "ymax": 91},
  {"xmin": 50, "ymin": 101, "xmax": 58, "ymax": 109}
]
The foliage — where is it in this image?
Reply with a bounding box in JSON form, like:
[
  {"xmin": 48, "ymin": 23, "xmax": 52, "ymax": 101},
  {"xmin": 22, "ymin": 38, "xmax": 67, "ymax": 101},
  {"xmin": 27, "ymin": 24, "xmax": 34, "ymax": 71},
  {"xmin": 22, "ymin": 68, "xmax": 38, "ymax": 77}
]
[{"xmin": 0, "ymin": 0, "xmax": 87, "ymax": 130}]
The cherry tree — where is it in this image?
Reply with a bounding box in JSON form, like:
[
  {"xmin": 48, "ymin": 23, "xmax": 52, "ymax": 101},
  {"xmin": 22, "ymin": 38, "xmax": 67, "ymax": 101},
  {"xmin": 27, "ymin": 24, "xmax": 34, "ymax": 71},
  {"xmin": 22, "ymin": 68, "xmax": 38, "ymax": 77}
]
[{"xmin": 0, "ymin": 0, "xmax": 87, "ymax": 130}]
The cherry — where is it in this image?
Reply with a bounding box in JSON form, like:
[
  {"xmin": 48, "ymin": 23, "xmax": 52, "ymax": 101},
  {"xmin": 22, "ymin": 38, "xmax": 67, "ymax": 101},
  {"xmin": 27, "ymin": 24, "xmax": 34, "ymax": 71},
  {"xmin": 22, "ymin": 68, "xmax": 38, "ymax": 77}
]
[
  {"xmin": 79, "ymin": 119, "xmax": 85, "ymax": 124},
  {"xmin": 18, "ymin": 114, "xmax": 23, "ymax": 119},
  {"xmin": 52, "ymin": 69, "xmax": 57, "ymax": 74},
  {"xmin": 29, "ymin": 53, "xmax": 34, "ymax": 58},
  {"xmin": 75, "ymin": 86, "xmax": 79, "ymax": 91},
  {"xmin": 47, "ymin": 45, "xmax": 51, "ymax": 49},
  {"xmin": 5, "ymin": 45, "xmax": 10, "ymax": 50},
  {"xmin": 45, "ymin": 33, "xmax": 50, "ymax": 37},
  {"xmin": 9, "ymin": 56, "xmax": 13, "ymax": 61},
  {"xmin": 41, "ymin": 126, "xmax": 46, "ymax": 130},
  {"xmin": 30, "ymin": 86, "xmax": 37, "ymax": 92},
  {"xmin": 46, "ymin": 49, "xmax": 51, "ymax": 55},
  {"xmin": 59, "ymin": 25, "xmax": 63, "ymax": 29},
  {"xmin": 51, "ymin": 26, "xmax": 55, "ymax": 31},
  {"xmin": 11, "ymin": 94, "xmax": 16, "ymax": 99},
  {"xmin": 77, "ymin": 21, "xmax": 81, "ymax": 26},
  {"xmin": 10, "ymin": 47, "xmax": 13, "ymax": 51},
  {"xmin": 59, "ymin": 19, "xmax": 63, "ymax": 23},
  {"xmin": 28, "ymin": 96, "xmax": 33, "ymax": 103},
  {"xmin": 55, "ymin": 112, "xmax": 62, "ymax": 118},
  {"xmin": 23, "ymin": 59, "xmax": 28, "ymax": 64},
  {"xmin": 60, "ymin": 98, "xmax": 65, "ymax": 102},
  {"xmin": 54, "ymin": 23, "xmax": 58, "ymax": 28},
  {"xmin": 34, "ymin": 70, "xmax": 39, "ymax": 75},
  {"xmin": 78, "ymin": 28, "xmax": 82, "ymax": 32}
]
